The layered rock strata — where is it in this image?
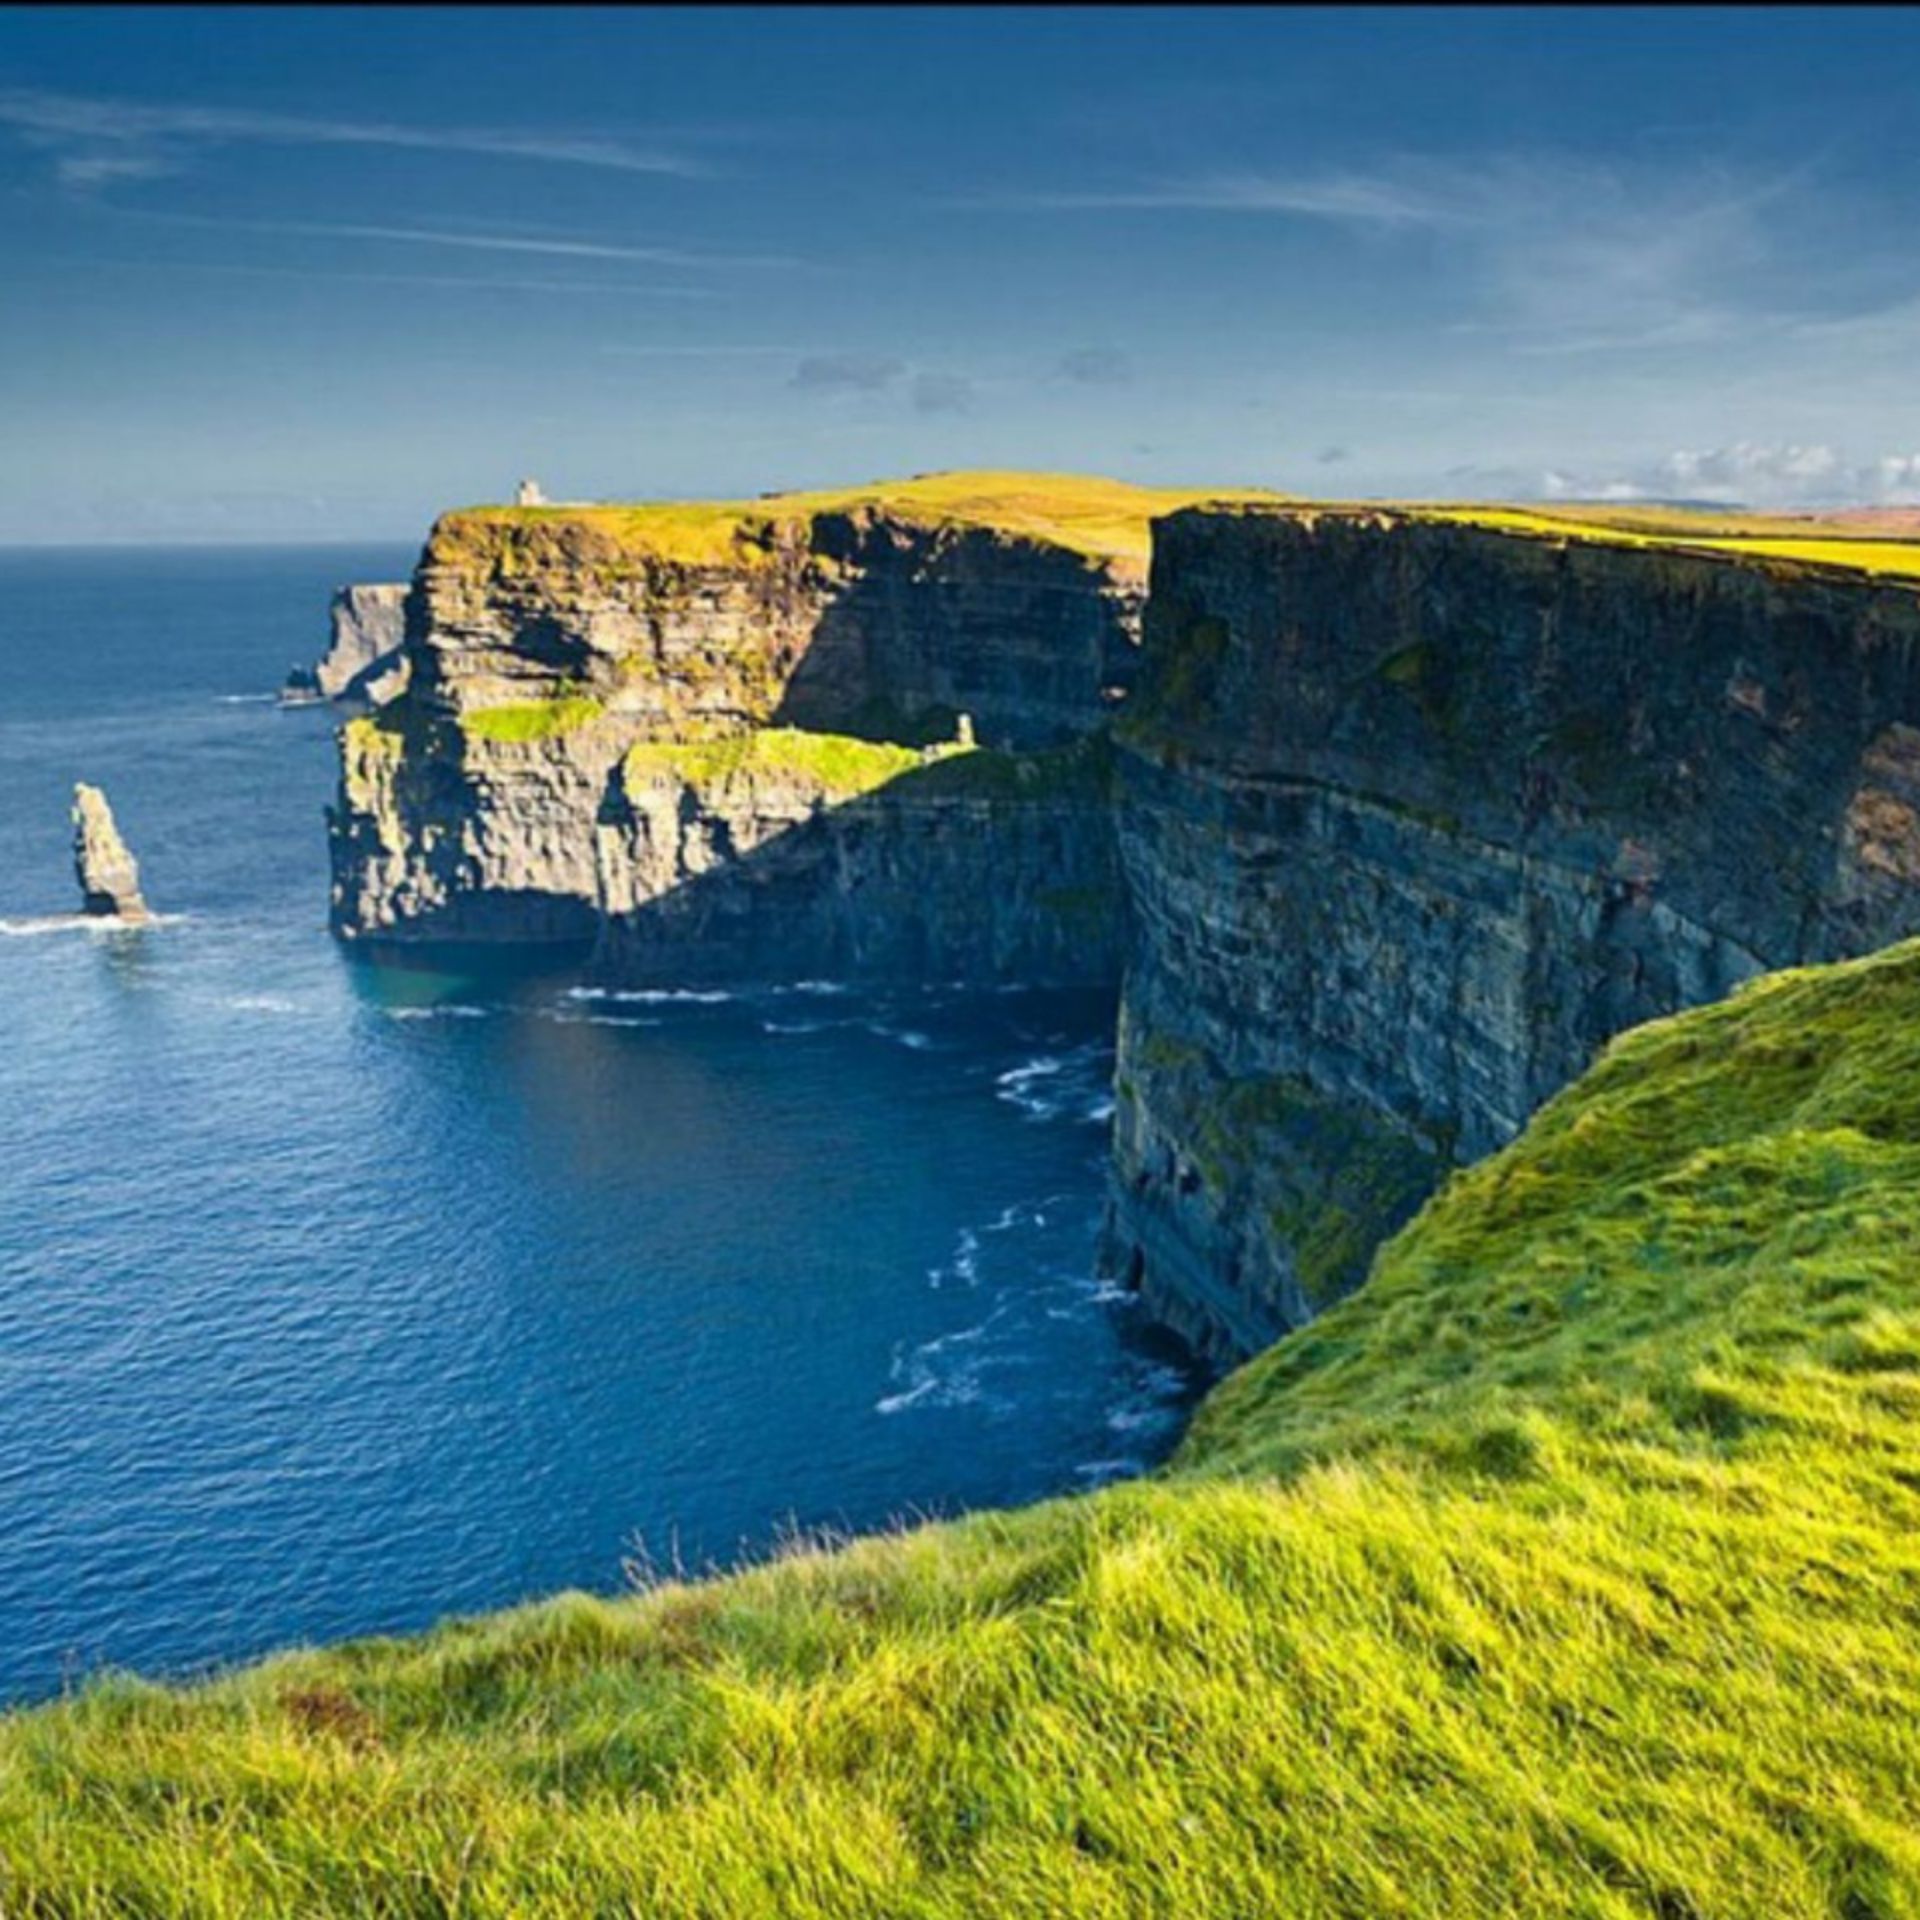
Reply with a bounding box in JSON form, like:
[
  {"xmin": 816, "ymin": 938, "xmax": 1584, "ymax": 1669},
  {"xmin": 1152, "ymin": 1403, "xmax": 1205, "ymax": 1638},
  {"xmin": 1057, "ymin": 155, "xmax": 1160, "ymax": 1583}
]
[
  {"xmin": 284, "ymin": 584, "xmax": 410, "ymax": 707},
  {"xmin": 328, "ymin": 482, "xmax": 1168, "ymax": 976},
  {"xmin": 1107, "ymin": 508, "xmax": 1920, "ymax": 1357}
]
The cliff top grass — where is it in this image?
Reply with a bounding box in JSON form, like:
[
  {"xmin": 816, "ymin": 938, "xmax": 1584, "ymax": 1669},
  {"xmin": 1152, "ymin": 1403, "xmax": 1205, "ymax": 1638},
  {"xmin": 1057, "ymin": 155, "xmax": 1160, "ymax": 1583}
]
[
  {"xmin": 9, "ymin": 936, "xmax": 1920, "ymax": 1914},
  {"xmin": 441, "ymin": 471, "xmax": 1289, "ymax": 569},
  {"xmin": 1203, "ymin": 498, "xmax": 1920, "ymax": 586}
]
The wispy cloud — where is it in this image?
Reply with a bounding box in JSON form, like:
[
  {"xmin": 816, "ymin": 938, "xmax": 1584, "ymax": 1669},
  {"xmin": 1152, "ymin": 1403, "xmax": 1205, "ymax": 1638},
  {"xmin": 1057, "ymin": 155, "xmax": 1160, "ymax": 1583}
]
[
  {"xmin": 790, "ymin": 354, "xmax": 905, "ymax": 394},
  {"xmin": 44, "ymin": 253, "xmax": 716, "ymax": 300},
  {"xmin": 1053, "ymin": 346, "xmax": 1133, "ymax": 386},
  {"xmin": 911, "ymin": 371, "xmax": 975, "ymax": 414},
  {"xmin": 111, "ymin": 207, "xmax": 797, "ymax": 271},
  {"xmin": 601, "ymin": 343, "xmax": 808, "ymax": 358},
  {"xmin": 993, "ymin": 154, "xmax": 1804, "ymax": 358},
  {"xmin": 990, "ymin": 170, "xmax": 1466, "ymax": 228},
  {"xmin": 0, "ymin": 87, "xmax": 706, "ymax": 186},
  {"xmin": 230, "ymin": 218, "xmax": 779, "ymax": 269}
]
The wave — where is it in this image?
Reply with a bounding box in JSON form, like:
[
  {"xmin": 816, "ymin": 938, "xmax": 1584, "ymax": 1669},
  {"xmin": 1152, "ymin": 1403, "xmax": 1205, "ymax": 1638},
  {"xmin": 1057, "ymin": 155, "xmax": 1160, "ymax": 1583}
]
[
  {"xmin": 865, "ymin": 1022, "xmax": 937, "ymax": 1051},
  {"xmin": 994, "ymin": 1042, "xmax": 1115, "ymax": 1123},
  {"xmin": 564, "ymin": 986, "xmax": 733, "ymax": 1006},
  {"xmin": 541, "ymin": 1010, "xmax": 662, "ymax": 1030},
  {"xmin": 0, "ymin": 911, "xmax": 185, "ymax": 938},
  {"xmin": 213, "ymin": 692, "xmax": 280, "ymax": 706},
  {"xmin": 225, "ymin": 994, "xmax": 301, "ymax": 1015},
  {"xmin": 927, "ymin": 1227, "xmax": 981, "ymax": 1290},
  {"xmin": 384, "ymin": 1003, "xmax": 493, "ymax": 1021},
  {"xmin": 876, "ymin": 1313, "xmax": 1008, "ymax": 1416}
]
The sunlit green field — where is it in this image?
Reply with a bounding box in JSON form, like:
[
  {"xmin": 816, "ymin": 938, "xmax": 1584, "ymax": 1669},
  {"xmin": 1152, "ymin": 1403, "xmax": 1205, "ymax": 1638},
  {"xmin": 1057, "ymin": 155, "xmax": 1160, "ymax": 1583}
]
[{"xmin": 8, "ymin": 934, "xmax": 1920, "ymax": 1915}]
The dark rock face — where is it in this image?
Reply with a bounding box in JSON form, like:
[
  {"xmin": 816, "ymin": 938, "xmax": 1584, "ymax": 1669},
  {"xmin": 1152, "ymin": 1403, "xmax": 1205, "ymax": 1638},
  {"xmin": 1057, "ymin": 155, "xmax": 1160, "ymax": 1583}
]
[
  {"xmin": 71, "ymin": 783, "xmax": 150, "ymax": 920},
  {"xmin": 284, "ymin": 585, "xmax": 410, "ymax": 708},
  {"xmin": 594, "ymin": 739, "xmax": 1124, "ymax": 988},
  {"xmin": 1106, "ymin": 509, "xmax": 1920, "ymax": 1359}
]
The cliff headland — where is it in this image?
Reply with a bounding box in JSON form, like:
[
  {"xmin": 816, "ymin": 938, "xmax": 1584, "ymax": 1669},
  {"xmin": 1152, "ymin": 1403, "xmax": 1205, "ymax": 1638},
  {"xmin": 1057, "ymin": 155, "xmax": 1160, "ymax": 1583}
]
[{"xmin": 9, "ymin": 477, "xmax": 1920, "ymax": 1914}]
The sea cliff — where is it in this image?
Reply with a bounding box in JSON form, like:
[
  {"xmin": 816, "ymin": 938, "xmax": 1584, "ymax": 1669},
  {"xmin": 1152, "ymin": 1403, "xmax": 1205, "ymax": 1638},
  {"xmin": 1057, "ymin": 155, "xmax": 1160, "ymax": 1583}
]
[
  {"xmin": 328, "ymin": 473, "xmax": 1260, "ymax": 979},
  {"xmin": 329, "ymin": 478, "xmax": 1920, "ymax": 1363},
  {"xmin": 1107, "ymin": 506, "xmax": 1920, "ymax": 1354}
]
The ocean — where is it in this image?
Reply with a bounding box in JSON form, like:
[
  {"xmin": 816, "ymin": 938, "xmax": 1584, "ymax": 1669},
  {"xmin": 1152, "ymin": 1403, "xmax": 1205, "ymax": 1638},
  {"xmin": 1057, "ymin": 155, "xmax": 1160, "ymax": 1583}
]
[{"xmin": 0, "ymin": 544, "xmax": 1200, "ymax": 1706}]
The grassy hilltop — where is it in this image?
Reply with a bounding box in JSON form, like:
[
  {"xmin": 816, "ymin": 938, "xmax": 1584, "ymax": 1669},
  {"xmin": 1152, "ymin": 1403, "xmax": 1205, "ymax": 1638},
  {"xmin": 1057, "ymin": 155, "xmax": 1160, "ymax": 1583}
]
[
  {"xmin": 7, "ymin": 934, "xmax": 1920, "ymax": 1914},
  {"xmin": 441, "ymin": 471, "xmax": 1292, "ymax": 569}
]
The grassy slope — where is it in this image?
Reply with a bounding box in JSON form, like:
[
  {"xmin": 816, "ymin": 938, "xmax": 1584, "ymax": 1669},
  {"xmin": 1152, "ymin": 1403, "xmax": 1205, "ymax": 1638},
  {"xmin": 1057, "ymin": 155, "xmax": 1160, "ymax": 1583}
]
[
  {"xmin": 9, "ymin": 942, "xmax": 1920, "ymax": 1914},
  {"xmin": 444, "ymin": 471, "xmax": 1290, "ymax": 567}
]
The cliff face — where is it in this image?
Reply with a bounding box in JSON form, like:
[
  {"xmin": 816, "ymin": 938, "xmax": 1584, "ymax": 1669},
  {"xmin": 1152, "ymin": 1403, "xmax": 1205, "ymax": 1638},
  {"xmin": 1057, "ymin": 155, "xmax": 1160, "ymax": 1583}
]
[
  {"xmin": 405, "ymin": 505, "xmax": 1142, "ymax": 746},
  {"xmin": 327, "ymin": 476, "xmax": 1188, "ymax": 974},
  {"xmin": 1108, "ymin": 508, "xmax": 1920, "ymax": 1357},
  {"xmin": 595, "ymin": 732, "xmax": 1122, "ymax": 986},
  {"xmin": 285, "ymin": 584, "xmax": 410, "ymax": 707}
]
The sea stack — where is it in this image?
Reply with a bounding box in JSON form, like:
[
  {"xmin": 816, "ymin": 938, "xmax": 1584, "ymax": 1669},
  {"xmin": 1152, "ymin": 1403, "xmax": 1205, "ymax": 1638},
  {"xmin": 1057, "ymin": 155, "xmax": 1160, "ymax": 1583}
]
[{"xmin": 71, "ymin": 783, "xmax": 151, "ymax": 921}]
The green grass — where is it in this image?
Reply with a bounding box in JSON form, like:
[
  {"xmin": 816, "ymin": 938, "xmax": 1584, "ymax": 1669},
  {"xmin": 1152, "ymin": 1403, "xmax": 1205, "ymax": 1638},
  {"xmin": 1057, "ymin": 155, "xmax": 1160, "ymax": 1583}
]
[
  {"xmin": 621, "ymin": 730, "xmax": 1113, "ymax": 808},
  {"xmin": 10, "ymin": 941, "xmax": 1920, "ymax": 1914},
  {"xmin": 440, "ymin": 471, "xmax": 1290, "ymax": 569},
  {"xmin": 622, "ymin": 727, "xmax": 954, "ymax": 799},
  {"xmin": 458, "ymin": 696, "xmax": 606, "ymax": 744}
]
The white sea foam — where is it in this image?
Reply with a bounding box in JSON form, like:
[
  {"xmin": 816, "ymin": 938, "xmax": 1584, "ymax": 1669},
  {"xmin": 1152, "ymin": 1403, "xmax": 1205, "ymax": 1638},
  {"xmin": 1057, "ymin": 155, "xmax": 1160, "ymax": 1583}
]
[
  {"xmin": 927, "ymin": 1227, "xmax": 981, "ymax": 1289},
  {"xmin": 214, "ymin": 692, "xmax": 279, "ymax": 706},
  {"xmin": 565, "ymin": 986, "xmax": 732, "ymax": 1006},
  {"xmin": 385, "ymin": 1003, "xmax": 492, "ymax": 1021},
  {"xmin": 876, "ymin": 1318, "xmax": 998, "ymax": 1415},
  {"xmin": 0, "ymin": 911, "xmax": 184, "ymax": 938},
  {"xmin": 226, "ymin": 994, "xmax": 300, "ymax": 1015},
  {"xmin": 866, "ymin": 1022, "xmax": 937, "ymax": 1051}
]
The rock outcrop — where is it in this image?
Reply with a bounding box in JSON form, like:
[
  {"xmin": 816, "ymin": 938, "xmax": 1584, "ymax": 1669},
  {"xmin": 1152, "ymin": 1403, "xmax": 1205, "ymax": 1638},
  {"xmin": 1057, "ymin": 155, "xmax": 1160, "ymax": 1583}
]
[
  {"xmin": 327, "ymin": 476, "xmax": 1251, "ymax": 975},
  {"xmin": 283, "ymin": 585, "xmax": 409, "ymax": 707},
  {"xmin": 71, "ymin": 783, "xmax": 150, "ymax": 921},
  {"xmin": 1105, "ymin": 507, "xmax": 1920, "ymax": 1357}
]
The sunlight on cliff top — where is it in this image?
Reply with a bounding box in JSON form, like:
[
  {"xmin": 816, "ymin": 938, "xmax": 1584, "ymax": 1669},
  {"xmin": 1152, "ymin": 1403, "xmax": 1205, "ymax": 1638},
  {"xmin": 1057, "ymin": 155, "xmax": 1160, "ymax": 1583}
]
[
  {"xmin": 1220, "ymin": 499, "xmax": 1920, "ymax": 584},
  {"xmin": 444, "ymin": 471, "xmax": 1290, "ymax": 567}
]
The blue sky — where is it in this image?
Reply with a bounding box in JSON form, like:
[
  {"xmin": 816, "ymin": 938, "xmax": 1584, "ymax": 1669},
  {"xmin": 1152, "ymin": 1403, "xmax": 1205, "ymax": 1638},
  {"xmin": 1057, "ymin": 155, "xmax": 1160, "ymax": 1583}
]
[{"xmin": 4, "ymin": 5, "xmax": 1919, "ymax": 542}]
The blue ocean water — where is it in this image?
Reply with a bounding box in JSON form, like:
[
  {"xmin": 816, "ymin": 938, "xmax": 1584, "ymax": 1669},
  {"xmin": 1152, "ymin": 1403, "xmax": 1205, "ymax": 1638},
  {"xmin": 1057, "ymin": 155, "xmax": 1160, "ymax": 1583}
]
[{"xmin": 0, "ymin": 546, "xmax": 1200, "ymax": 1707}]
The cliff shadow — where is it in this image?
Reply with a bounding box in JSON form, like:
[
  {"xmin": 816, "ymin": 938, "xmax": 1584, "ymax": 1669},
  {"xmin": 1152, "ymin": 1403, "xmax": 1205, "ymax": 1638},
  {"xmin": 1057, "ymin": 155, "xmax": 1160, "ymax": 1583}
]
[
  {"xmin": 589, "ymin": 740, "xmax": 1128, "ymax": 991},
  {"xmin": 770, "ymin": 524, "xmax": 1138, "ymax": 752}
]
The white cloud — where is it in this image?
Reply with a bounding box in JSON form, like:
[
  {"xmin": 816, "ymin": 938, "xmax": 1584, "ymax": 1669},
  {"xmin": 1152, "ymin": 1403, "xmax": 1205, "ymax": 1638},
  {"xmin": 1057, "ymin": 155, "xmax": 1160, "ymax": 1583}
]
[{"xmin": 1535, "ymin": 442, "xmax": 1919, "ymax": 509}]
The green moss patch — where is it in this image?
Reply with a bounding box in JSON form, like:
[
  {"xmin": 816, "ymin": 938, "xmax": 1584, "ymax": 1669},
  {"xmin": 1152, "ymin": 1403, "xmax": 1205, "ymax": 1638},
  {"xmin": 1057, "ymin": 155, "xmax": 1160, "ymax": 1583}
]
[{"xmin": 459, "ymin": 696, "xmax": 607, "ymax": 744}]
